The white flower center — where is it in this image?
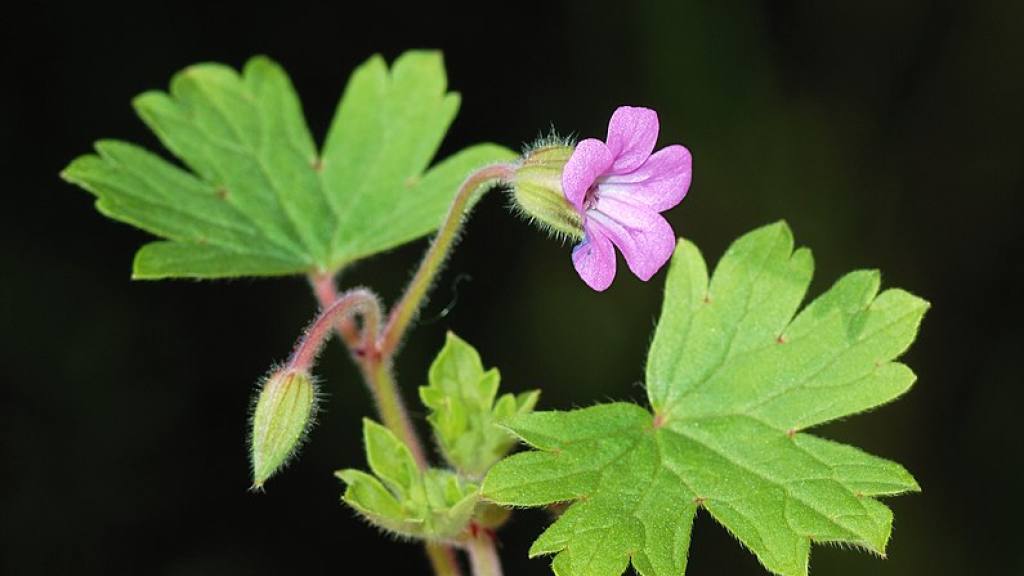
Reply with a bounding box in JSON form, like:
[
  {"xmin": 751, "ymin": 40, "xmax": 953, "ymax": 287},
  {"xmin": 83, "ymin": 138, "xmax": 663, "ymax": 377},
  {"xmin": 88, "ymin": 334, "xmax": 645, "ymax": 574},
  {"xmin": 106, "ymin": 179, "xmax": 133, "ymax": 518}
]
[{"xmin": 583, "ymin": 183, "xmax": 601, "ymax": 211}]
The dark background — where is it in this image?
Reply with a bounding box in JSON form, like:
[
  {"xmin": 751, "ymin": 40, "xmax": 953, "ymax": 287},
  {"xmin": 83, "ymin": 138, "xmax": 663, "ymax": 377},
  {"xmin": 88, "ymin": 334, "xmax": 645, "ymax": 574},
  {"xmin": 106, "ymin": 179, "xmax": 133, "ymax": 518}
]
[{"xmin": 3, "ymin": 1, "xmax": 1022, "ymax": 574}]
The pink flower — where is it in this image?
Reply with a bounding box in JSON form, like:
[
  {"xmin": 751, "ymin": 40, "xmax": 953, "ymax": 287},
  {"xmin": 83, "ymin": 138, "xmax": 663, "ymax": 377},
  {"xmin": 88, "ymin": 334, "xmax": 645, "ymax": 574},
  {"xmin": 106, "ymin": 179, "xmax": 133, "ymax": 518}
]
[{"xmin": 562, "ymin": 106, "xmax": 692, "ymax": 291}]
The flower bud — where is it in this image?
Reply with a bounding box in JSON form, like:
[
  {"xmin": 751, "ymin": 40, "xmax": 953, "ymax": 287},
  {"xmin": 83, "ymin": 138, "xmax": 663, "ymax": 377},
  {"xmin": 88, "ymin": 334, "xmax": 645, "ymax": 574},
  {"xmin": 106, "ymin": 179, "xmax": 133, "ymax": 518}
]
[
  {"xmin": 249, "ymin": 369, "xmax": 317, "ymax": 489},
  {"xmin": 510, "ymin": 144, "xmax": 584, "ymax": 241}
]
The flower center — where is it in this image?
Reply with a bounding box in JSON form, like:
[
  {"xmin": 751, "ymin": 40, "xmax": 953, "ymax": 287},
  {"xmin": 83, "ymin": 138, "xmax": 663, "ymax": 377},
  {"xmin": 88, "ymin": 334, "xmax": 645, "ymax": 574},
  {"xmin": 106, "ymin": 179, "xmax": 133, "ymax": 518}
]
[{"xmin": 583, "ymin": 184, "xmax": 601, "ymax": 211}]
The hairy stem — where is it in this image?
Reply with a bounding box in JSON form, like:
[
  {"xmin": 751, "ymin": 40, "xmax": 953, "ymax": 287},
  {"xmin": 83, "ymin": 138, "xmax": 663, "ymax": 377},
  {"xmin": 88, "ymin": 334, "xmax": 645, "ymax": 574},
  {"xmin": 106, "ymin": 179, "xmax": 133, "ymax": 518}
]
[
  {"xmin": 306, "ymin": 282, "xmax": 427, "ymax": 468},
  {"xmin": 427, "ymin": 542, "xmax": 464, "ymax": 576},
  {"xmin": 288, "ymin": 288, "xmax": 381, "ymax": 372},
  {"xmin": 379, "ymin": 163, "xmax": 514, "ymax": 356},
  {"xmin": 466, "ymin": 530, "xmax": 503, "ymax": 576},
  {"xmin": 309, "ymin": 273, "xmax": 361, "ymax": 350},
  {"xmin": 306, "ymin": 163, "xmax": 516, "ymax": 576},
  {"xmin": 362, "ymin": 359, "xmax": 429, "ymax": 467},
  {"xmin": 309, "ymin": 278, "xmax": 455, "ymax": 574}
]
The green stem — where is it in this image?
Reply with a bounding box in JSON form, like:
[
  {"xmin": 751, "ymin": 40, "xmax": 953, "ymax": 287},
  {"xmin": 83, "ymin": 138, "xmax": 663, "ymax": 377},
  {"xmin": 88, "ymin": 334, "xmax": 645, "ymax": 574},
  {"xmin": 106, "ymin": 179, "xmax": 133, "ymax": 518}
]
[
  {"xmin": 308, "ymin": 163, "xmax": 514, "ymax": 576},
  {"xmin": 427, "ymin": 542, "xmax": 464, "ymax": 576},
  {"xmin": 466, "ymin": 530, "xmax": 503, "ymax": 576},
  {"xmin": 309, "ymin": 278, "xmax": 457, "ymax": 575},
  {"xmin": 378, "ymin": 163, "xmax": 514, "ymax": 357},
  {"xmin": 361, "ymin": 358, "xmax": 428, "ymax": 468}
]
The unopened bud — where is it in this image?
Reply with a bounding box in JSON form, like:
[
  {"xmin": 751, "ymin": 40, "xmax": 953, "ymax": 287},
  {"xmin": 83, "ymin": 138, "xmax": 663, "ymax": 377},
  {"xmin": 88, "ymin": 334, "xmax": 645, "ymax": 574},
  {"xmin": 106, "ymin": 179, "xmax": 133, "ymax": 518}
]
[
  {"xmin": 510, "ymin": 144, "xmax": 584, "ymax": 241},
  {"xmin": 249, "ymin": 369, "xmax": 317, "ymax": 489}
]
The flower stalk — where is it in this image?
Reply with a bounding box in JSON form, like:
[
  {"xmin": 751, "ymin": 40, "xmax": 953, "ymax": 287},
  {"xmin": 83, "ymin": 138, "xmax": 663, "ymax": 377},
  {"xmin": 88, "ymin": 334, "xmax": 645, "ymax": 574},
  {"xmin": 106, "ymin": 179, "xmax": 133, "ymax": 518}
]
[
  {"xmin": 379, "ymin": 163, "xmax": 515, "ymax": 357},
  {"xmin": 308, "ymin": 273, "xmax": 361, "ymax": 350},
  {"xmin": 288, "ymin": 288, "xmax": 381, "ymax": 372}
]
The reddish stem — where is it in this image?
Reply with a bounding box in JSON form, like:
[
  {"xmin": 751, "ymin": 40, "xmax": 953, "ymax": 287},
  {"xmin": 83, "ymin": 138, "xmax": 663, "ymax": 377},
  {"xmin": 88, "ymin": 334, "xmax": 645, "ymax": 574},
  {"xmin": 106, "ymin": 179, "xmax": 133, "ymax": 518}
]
[
  {"xmin": 307, "ymin": 280, "xmax": 427, "ymax": 468},
  {"xmin": 465, "ymin": 525, "xmax": 503, "ymax": 576},
  {"xmin": 309, "ymin": 273, "xmax": 362, "ymax": 350},
  {"xmin": 288, "ymin": 288, "xmax": 381, "ymax": 372}
]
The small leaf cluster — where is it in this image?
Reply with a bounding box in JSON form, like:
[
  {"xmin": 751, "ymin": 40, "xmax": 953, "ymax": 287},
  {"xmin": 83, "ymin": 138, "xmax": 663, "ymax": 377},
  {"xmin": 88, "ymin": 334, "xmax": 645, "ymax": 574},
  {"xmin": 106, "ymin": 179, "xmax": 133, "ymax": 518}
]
[
  {"xmin": 420, "ymin": 332, "xmax": 540, "ymax": 477},
  {"xmin": 337, "ymin": 420, "xmax": 479, "ymax": 540},
  {"xmin": 339, "ymin": 333, "xmax": 536, "ymax": 540}
]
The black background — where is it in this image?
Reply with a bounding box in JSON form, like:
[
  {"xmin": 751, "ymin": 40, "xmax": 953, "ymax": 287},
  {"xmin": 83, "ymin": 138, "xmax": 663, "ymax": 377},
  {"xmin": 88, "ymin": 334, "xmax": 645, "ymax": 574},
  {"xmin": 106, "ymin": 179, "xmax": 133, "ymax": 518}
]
[{"xmin": 3, "ymin": 1, "xmax": 1022, "ymax": 575}]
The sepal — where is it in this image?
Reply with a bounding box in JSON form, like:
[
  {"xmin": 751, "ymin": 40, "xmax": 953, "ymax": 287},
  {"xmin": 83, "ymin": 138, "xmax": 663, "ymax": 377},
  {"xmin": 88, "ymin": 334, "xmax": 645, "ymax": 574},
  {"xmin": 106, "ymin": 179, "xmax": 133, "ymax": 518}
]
[{"xmin": 249, "ymin": 369, "xmax": 318, "ymax": 489}]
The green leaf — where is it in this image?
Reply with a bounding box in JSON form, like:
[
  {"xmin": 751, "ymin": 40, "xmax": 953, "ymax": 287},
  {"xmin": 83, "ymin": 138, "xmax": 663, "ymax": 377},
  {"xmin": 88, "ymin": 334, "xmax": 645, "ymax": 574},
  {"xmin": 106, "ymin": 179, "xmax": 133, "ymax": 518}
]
[
  {"xmin": 420, "ymin": 332, "xmax": 539, "ymax": 477},
  {"xmin": 62, "ymin": 52, "xmax": 516, "ymax": 279},
  {"xmin": 483, "ymin": 222, "xmax": 928, "ymax": 576},
  {"xmin": 337, "ymin": 419, "xmax": 479, "ymax": 541}
]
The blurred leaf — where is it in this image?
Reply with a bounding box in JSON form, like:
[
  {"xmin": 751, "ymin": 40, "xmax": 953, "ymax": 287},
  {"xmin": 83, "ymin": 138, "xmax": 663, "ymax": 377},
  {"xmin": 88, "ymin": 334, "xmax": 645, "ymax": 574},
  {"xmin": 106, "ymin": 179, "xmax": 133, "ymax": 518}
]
[
  {"xmin": 420, "ymin": 332, "xmax": 539, "ymax": 477},
  {"xmin": 62, "ymin": 52, "xmax": 516, "ymax": 279},
  {"xmin": 484, "ymin": 222, "xmax": 928, "ymax": 576}
]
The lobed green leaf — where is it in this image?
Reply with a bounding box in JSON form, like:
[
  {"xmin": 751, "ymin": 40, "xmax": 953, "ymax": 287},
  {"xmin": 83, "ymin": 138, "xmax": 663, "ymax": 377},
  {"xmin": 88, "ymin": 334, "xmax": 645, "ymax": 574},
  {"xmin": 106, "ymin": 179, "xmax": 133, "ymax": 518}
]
[
  {"xmin": 62, "ymin": 51, "xmax": 516, "ymax": 279},
  {"xmin": 484, "ymin": 222, "xmax": 928, "ymax": 576}
]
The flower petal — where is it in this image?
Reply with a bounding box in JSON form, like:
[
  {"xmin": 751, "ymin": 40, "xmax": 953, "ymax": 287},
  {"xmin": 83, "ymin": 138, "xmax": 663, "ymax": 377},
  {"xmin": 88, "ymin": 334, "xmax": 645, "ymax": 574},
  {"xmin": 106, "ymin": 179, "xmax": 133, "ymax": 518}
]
[
  {"xmin": 589, "ymin": 198, "xmax": 676, "ymax": 281},
  {"xmin": 599, "ymin": 145, "xmax": 692, "ymax": 212},
  {"xmin": 571, "ymin": 222, "xmax": 617, "ymax": 291},
  {"xmin": 562, "ymin": 138, "xmax": 613, "ymax": 212},
  {"xmin": 605, "ymin": 106, "xmax": 659, "ymax": 174}
]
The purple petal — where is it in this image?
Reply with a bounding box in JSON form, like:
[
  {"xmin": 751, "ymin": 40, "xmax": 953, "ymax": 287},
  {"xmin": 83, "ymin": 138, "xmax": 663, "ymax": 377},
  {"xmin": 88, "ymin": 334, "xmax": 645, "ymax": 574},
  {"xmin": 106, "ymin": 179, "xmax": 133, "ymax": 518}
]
[
  {"xmin": 571, "ymin": 222, "xmax": 617, "ymax": 291},
  {"xmin": 562, "ymin": 138, "xmax": 613, "ymax": 212},
  {"xmin": 605, "ymin": 106, "xmax": 659, "ymax": 175},
  {"xmin": 588, "ymin": 198, "xmax": 676, "ymax": 281},
  {"xmin": 598, "ymin": 145, "xmax": 692, "ymax": 212}
]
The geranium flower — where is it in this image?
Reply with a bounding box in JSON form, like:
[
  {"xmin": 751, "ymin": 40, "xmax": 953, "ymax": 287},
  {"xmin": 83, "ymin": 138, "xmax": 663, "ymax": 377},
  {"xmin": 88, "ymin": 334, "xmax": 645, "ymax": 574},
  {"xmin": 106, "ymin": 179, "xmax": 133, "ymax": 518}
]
[{"xmin": 562, "ymin": 106, "xmax": 692, "ymax": 291}]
